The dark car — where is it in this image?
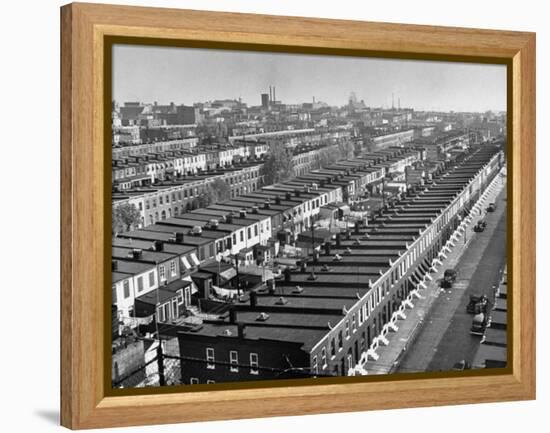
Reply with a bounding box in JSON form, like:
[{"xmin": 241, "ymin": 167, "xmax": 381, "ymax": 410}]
[
  {"xmin": 440, "ymin": 269, "xmax": 457, "ymax": 288},
  {"xmin": 467, "ymin": 294, "xmax": 489, "ymax": 314},
  {"xmin": 486, "ymin": 202, "xmax": 497, "ymax": 212},
  {"xmin": 473, "ymin": 220, "xmax": 487, "ymax": 232}
]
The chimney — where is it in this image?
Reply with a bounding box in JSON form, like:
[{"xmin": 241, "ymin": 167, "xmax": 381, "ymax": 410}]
[
  {"xmin": 324, "ymin": 242, "xmax": 331, "ymax": 256},
  {"xmin": 264, "ymin": 200, "xmax": 271, "ymax": 209},
  {"xmin": 250, "ymin": 291, "xmax": 257, "ymax": 307},
  {"xmin": 275, "ymin": 196, "xmax": 281, "ymax": 205},
  {"xmin": 174, "ymin": 232, "xmax": 184, "ymax": 243},
  {"xmin": 284, "ymin": 267, "xmax": 291, "ymax": 283},
  {"xmin": 153, "ymin": 240, "xmax": 164, "ymax": 251},
  {"xmin": 237, "ymin": 323, "xmax": 246, "ymax": 339},
  {"xmin": 285, "ymin": 191, "xmax": 291, "ymax": 200},
  {"xmin": 294, "ymin": 189, "xmax": 300, "ymax": 197},
  {"xmin": 336, "ymin": 233, "xmax": 341, "ymax": 247},
  {"xmin": 229, "ymin": 308, "xmax": 237, "ymax": 324}
]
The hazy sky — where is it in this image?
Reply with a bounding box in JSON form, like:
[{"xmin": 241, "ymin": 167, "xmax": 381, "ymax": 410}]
[{"xmin": 113, "ymin": 44, "xmax": 506, "ymax": 112}]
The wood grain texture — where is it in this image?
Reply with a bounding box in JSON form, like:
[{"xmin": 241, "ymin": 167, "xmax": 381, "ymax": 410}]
[{"xmin": 60, "ymin": 2, "xmax": 536, "ymax": 429}]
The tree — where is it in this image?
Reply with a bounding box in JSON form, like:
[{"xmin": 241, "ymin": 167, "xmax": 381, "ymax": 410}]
[
  {"xmin": 191, "ymin": 178, "xmax": 232, "ymax": 209},
  {"xmin": 262, "ymin": 143, "xmax": 295, "ymax": 185},
  {"xmin": 112, "ymin": 202, "xmax": 141, "ymax": 234}
]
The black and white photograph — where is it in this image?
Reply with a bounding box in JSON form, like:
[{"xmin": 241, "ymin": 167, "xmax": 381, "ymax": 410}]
[{"xmin": 110, "ymin": 45, "xmax": 508, "ymax": 389}]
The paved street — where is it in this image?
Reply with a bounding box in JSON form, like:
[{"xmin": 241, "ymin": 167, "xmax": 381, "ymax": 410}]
[{"xmin": 397, "ymin": 180, "xmax": 507, "ymax": 373}]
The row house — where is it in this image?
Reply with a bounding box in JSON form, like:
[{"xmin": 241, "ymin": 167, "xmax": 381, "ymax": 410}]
[
  {"xmin": 175, "ymin": 145, "xmax": 504, "ymax": 384},
  {"xmin": 112, "ymin": 137, "xmax": 199, "ymax": 159}
]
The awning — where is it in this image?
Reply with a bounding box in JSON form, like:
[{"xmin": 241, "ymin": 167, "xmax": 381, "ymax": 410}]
[
  {"xmin": 219, "ymin": 267, "xmax": 237, "ymax": 282},
  {"xmin": 190, "ymin": 253, "xmax": 200, "ymax": 267},
  {"xmin": 180, "ymin": 256, "xmax": 192, "ymax": 271}
]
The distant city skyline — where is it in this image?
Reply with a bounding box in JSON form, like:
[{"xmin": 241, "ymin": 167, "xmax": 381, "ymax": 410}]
[{"xmin": 113, "ymin": 44, "xmax": 507, "ymax": 113}]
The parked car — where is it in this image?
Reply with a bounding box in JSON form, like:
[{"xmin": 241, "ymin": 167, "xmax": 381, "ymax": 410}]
[
  {"xmin": 471, "ymin": 312, "xmax": 488, "ymax": 335},
  {"xmin": 467, "ymin": 294, "xmax": 489, "ymax": 314},
  {"xmin": 452, "ymin": 360, "xmax": 472, "ymax": 371},
  {"xmin": 440, "ymin": 269, "xmax": 457, "ymax": 288},
  {"xmin": 486, "ymin": 202, "xmax": 497, "ymax": 212},
  {"xmin": 473, "ymin": 220, "xmax": 487, "ymax": 232}
]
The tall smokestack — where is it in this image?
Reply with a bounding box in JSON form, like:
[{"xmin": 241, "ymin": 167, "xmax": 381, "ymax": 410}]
[
  {"xmin": 269, "ymin": 86, "xmax": 272, "ymax": 103},
  {"xmin": 392, "ymin": 93, "xmax": 395, "ymax": 110},
  {"xmin": 398, "ymin": 97, "xmax": 401, "ymax": 110},
  {"xmin": 273, "ymin": 86, "xmax": 276, "ymax": 103}
]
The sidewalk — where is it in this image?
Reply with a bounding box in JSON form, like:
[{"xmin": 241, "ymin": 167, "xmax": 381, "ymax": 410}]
[{"xmin": 366, "ymin": 171, "xmax": 506, "ymax": 375}]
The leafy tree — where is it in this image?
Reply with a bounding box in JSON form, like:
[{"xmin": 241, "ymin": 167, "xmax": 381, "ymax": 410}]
[
  {"xmin": 262, "ymin": 143, "xmax": 295, "ymax": 185},
  {"xmin": 112, "ymin": 203, "xmax": 141, "ymax": 234},
  {"xmin": 191, "ymin": 178, "xmax": 232, "ymax": 209}
]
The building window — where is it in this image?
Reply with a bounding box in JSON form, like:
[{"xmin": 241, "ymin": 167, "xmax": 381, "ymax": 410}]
[
  {"xmin": 250, "ymin": 353, "xmax": 259, "ymax": 375},
  {"xmin": 247, "ymin": 227, "xmax": 251, "ymax": 239},
  {"xmin": 149, "ymin": 271, "xmax": 155, "ymax": 286},
  {"xmin": 232, "ymin": 233, "xmax": 237, "ymax": 245},
  {"xmin": 206, "ymin": 348, "xmax": 215, "ymax": 369},
  {"xmin": 312, "ymin": 356, "xmax": 318, "ymax": 374},
  {"xmin": 321, "ymin": 347, "xmax": 327, "ymax": 368},
  {"xmin": 177, "ymin": 289, "xmax": 184, "ymax": 305},
  {"xmin": 190, "ymin": 378, "xmax": 199, "ymax": 385},
  {"xmin": 254, "ymin": 225, "xmax": 258, "ymax": 236},
  {"xmin": 230, "ymin": 350, "xmax": 239, "ymax": 372},
  {"xmin": 352, "ymin": 314, "xmax": 357, "ymax": 332},
  {"xmin": 123, "ymin": 280, "xmax": 130, "ymax": 299},
  {"xmin": 330, "ymin": 339, "xmax": 336, "ymax": 357},
  {"xmin": 345, "ymin": 320, "xmax": 350, "ymax": 339},
  {"xmin": 137, "ymin": 276, "xmax": 143, "ymax": 292},
  {"xmin": 240, "ymin": 230, "xmax": 244, "ymax": 242},
  {"xmin": 338, "ymin": 331, "xmax": 343, "ymax": 349},
  {"xmin": 159, "ymin": 265, "xmax": 166, "ymax": 281},
  {"xmin": 170, "ymin": 260, "xmax": 177, "ymax": 277}
]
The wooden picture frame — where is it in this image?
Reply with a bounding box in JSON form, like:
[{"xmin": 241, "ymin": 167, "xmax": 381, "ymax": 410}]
[{"xmin": 60, "ymin": 2, "xmax": 536, "ymax": 429}]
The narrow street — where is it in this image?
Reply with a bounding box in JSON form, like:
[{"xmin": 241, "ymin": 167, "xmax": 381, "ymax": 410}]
[{"xmin": 397, "ymin": 183, "xmax": 507, "ymax": 373}]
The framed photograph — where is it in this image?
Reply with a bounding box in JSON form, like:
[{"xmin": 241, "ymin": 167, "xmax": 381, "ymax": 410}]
[{"xmin": 60, "ymin": 3, "xmax": 535, "ymax": 429}]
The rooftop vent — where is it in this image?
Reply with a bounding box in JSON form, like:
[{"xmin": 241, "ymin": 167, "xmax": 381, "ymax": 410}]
[
  {"xmin": 293, "ymin": 285, "xmax": 304, "ymax": 294},
  {"xmin": 333, "ymin": 254, "xmax": 343, "ymax": 262},
  {"xmin": 209, "ymin": 219, "xmax": 219, "ymax": 229},
  {"xmin": 275, "ymin": 296, "xmax": 288, "ymax": 305},
  {"xmin": 239, "ymin": 209, "xmax": 247, "ymax": 218},
  {"xmin": 129, "ymin": 248, "xmax": 143, "ymax": 259},
  {"xmin": 256, "ymin": 312, "xmax": 270, "ymax": 322},
  {"xmin": 111, "ymin": 260, "xmax": 118, "ymax": 271},
  {"xmin": 191, "ymin": 226, "xmax": 202, "ymax": 235}
]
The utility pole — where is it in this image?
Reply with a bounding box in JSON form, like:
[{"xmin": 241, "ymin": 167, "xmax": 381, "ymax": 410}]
[
  {"xmin": 308, "ymin": 218, "xmax": 317, "ymax": 280},
  {"xmin": 234, "ymin": 253, "xmax": 241, "ymax": 296},
  {"xmin": 157, "ymin": 341, "xmax": 166, "ymax": 386}
]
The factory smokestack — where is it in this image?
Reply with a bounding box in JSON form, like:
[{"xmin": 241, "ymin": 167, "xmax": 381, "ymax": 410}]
[{"xmin": 273, "ymin": 86, "xmax": 276, "ymax": 103}]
